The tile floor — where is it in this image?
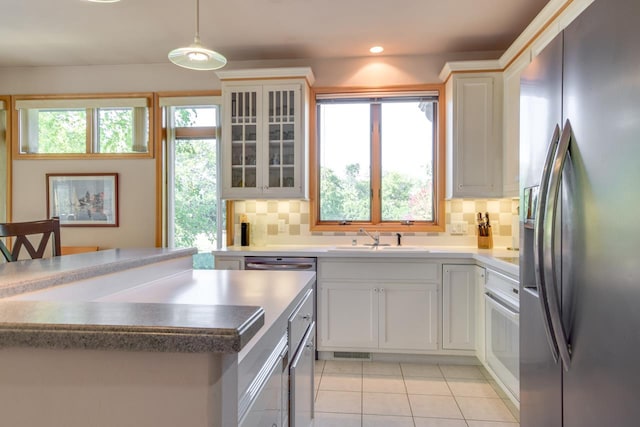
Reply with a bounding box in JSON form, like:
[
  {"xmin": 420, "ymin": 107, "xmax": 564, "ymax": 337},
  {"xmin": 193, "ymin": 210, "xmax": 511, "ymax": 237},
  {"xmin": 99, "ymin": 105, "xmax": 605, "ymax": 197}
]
[{"xmin": 313, "ymin": 359, "xmax": 519, "ymax": 427}]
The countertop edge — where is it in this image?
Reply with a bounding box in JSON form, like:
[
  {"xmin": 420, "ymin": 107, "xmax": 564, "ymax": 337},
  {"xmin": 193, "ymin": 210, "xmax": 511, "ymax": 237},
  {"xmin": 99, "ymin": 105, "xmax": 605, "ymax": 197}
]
[
  {"xmin": 0, "ymin": 248, "xmax": 198, "ymax": 299},
  {"xmin": 0, "ymin": 302, "xmax": 266, "ymax": 354}
]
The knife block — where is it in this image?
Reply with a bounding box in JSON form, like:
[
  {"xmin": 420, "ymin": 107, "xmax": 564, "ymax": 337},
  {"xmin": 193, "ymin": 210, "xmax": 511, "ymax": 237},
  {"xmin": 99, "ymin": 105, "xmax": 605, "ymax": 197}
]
[{"xmin": 477, "ymin": 227, "xmax": 493, "ymax": 249}]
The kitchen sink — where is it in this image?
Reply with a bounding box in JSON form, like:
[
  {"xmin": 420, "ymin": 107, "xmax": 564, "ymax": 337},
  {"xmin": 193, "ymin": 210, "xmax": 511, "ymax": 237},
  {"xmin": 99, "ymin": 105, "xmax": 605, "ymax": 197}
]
[
  {"xmin": 327, "ymin": 245, "xmax": 377, "ymax": 252},
  {"xmin": 378, "ymin": 246, "xmax": 427, "ymax": 251},
  {"xmin": 327, "ymin": 245, "xmax": 428, "ymax": 253}
]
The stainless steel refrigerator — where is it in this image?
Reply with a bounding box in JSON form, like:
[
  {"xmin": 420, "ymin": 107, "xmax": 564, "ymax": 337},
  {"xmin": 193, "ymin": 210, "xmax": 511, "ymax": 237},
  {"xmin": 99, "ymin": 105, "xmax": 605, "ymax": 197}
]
[{"xmin": 520, "ymin": 0, "xmax": 640, "ymax": 425}]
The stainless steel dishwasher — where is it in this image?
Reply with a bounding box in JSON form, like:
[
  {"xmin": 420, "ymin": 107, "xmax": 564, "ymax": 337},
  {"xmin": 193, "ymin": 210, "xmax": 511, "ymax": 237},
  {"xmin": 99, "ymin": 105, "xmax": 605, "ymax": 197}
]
[
  {"xmin": 244, "ymin": 256, "xmax": 317, "ymax": 329},
  {"xmin": 244, "ymin": 257, "xmax": 317, "ymax": 427},
  {"xmin": 244, "ymin": 256, "xmax": 317, "ymax": 345},
  {"xmin": 244, "ymin": 257, "xmax": 316, "ymax": 272}
]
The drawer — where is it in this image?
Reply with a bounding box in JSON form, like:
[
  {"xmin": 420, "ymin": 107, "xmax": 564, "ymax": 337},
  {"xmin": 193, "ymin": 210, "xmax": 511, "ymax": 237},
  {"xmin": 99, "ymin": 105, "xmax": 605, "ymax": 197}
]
[
  {"xmin": 485, "ymin": 268, "xmax": 519, "ymax": 307},
  {"xmin": 319, "ymin": 259, "xmax": 439, "ymax": 281},
  {"xmin": 289, "ymin": 289, "xmax": 314, "ymax": 354}
]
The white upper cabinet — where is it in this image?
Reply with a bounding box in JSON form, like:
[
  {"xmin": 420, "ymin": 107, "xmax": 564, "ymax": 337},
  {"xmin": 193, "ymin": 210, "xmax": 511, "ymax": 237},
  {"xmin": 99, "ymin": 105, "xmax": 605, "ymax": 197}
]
[
  {"xmin": 445, "ymin": 72, "xmax": 504, "ymax": 198},
  {"xmin": 439, "ymin": 0, "xmax": 594, "ymax": 200},
  {"xmin": 217, "ymin": 68, "xmax": 314, "ymax": 200},
  {"xmin": 502, "ymin": 53, "xmax": 531, "ymax": 197}
]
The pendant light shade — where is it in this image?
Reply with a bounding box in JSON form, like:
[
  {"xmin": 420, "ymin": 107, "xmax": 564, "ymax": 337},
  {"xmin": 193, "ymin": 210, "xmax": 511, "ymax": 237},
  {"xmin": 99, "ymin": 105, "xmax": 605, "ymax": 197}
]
[{"xmin": 168, "ymin": 0, "xmax": 227, "ymax": 71}]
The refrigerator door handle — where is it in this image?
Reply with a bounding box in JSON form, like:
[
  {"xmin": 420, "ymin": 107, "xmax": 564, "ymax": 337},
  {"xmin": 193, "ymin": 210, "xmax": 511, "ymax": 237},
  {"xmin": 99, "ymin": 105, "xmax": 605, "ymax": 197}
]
[
  {"xmin": 534, "ymin": 124, "xmax": 561, "ymax": 363},
  {"xmin": 543, "ymin": 119, "xmax": 573, "ymax": 371}
]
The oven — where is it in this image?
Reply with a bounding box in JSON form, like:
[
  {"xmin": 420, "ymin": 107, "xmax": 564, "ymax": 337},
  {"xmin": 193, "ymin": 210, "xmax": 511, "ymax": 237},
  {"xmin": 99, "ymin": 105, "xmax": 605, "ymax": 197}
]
[{"xmin": 484, "ymin": 268, "xmax": 520, "ymax": 401}]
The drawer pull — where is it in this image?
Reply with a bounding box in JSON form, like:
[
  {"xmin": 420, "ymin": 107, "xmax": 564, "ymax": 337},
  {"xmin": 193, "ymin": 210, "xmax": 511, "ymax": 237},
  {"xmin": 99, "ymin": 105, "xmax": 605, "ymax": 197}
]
[{"xmin": 302, "ymin": 314, "xmax": 312, "ymax": 321}]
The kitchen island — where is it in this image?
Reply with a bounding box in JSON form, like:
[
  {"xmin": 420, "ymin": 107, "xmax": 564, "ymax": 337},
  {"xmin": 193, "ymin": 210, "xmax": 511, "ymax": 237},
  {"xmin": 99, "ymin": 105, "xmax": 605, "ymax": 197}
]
[{"xmin": 0, "ymin": 248, "xmax": 315, "ymax": 427}]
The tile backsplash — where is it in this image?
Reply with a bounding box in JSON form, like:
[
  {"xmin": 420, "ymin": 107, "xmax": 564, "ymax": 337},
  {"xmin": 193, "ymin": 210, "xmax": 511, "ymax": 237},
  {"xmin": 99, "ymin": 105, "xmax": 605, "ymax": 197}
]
[{"xmin": 232, "ymin": 198, "xmax": 519, "ymax": 247}]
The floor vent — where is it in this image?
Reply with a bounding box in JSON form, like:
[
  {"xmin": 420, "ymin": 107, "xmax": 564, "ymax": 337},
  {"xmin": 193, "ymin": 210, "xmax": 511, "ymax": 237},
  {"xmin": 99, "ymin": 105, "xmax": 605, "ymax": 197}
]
[{"xmin": 333, "ymin": 351, "xmax": 372, "ymax": 360}]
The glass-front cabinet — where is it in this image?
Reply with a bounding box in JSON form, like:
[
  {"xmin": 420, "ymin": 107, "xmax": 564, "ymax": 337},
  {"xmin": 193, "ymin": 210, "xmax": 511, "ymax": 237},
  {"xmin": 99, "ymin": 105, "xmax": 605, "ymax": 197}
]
[{"xmin": 218, "ymin": 68, "xmax": 314, "ymax": 199}]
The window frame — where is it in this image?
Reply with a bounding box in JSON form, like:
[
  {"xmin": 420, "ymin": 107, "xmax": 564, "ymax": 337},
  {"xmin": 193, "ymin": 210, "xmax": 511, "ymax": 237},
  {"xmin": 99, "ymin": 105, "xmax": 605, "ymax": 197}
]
[
  {"xmin": 11, "ymin": 93, "xmax": 154, "ymax": 159},
  {"xmin": 157, "ymin": 93, "xmax": 227, "ymax": 250},
  {"xmin": 310, "ymin": 85, "xmax": 446, "ymax": 233}
]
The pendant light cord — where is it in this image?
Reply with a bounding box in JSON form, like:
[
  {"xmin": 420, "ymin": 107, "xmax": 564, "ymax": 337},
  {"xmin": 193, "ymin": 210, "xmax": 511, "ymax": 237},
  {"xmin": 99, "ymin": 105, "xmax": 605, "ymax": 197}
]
[{"xmin": 194, "ymin": 0, "xmax": 201, "ymax": 44}]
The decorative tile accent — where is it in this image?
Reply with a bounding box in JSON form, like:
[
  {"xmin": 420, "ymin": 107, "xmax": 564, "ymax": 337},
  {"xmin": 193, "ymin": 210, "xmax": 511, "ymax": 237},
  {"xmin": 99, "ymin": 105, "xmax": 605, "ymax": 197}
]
[
  {"xmin": 267, "ymin": 224, "xmax": 278, "ymax": 236},
  {"xmin": 289, "ymin": 224, "xmax": 300, "ymax": 235},
  {"xmin": 231, "ymin": 198, "xmax": 519, "ymax": 240},
  {"xmin": 267, "ymin": 201, "xmax": 278, "ymax": 213}
]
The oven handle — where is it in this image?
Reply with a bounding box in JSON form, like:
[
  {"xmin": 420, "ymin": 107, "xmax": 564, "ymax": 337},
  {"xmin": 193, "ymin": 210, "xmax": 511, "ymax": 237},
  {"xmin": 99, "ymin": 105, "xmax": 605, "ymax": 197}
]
[{"xmin": 485, "ymin": 292, "xmax": 519, "ymax": 322}]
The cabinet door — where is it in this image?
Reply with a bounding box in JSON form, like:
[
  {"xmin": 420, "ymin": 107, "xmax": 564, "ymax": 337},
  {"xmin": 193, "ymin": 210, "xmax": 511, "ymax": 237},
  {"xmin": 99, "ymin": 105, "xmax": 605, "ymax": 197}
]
[
  {"xmin": 318, "ymin": 282, "xmax": 378, "ymax": 349},
  {"xmin": 442, "ymin": 265, "xmax": 477, "ymax": 350},
  {"xmin": 222, "ymin": 86, "xmax": 263, "ymax": 198},
  {"xmin": 447, "ymin": 76, "xmax": 502, "ymax": 198},
  {"xmin": 262, "ymin": 84, "xmax": 304, "ymax": 198},
  {"xmin": 213, "ymin": 256, "xmax": 244, "ymax": 270},
  {"xmin": 378, "ymin": 283, "xmax": 439, "ymax": 351},
  {"xmin": 475, "ymin": 266, "xmax": 487, "ymax": 363},
  {"xmin": 502, "ymin": 54, "xmax": 530, "ymax": 197}
]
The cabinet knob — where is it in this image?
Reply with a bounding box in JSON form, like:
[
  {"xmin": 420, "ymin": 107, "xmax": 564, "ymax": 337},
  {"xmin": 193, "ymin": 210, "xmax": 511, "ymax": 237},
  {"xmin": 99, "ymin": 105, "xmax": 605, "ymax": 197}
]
[{"xmin": 302, "ymin": 314, "xmax": 312, "ymax": 321}]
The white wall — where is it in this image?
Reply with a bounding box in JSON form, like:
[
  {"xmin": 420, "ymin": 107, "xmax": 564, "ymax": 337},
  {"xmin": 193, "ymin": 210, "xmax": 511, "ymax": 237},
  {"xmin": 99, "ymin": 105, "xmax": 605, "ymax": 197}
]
[
  {"xmin": 0, "ymin": 51, "xmax": 498, "ymax": 248},
  {"xmin": 12, "ymin": 159, "xmax": 155, "ymax": 249}
]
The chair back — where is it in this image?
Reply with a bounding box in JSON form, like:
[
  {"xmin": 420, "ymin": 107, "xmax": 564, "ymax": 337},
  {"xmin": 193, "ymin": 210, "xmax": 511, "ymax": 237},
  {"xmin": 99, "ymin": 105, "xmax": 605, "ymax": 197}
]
[{"xmin": 0, "ymin": 217, "xmax": 61, "ymax": 262}]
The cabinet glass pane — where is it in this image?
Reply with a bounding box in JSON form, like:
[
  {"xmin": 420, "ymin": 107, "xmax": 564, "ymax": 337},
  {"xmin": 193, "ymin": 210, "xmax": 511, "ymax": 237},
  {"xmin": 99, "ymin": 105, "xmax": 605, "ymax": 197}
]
[
  {"xmin": 269, "ymin": 167, "xmax": 281, "ymax": 188},
  {"xmin": 232, "ymin": 168, "xmax": 243, "ymax": 187},
  {"xmin": 231, "ymin": 144, "xmax": 243, "ymax": 166},
  {"xmin": 283, "ymin": 167, "xmax": 294, "ymax": 187},
  {"xmin": 246, "ymin": 125, "xmax": 256, "ymax": 141},
  {"xmin": 245, "ymin": 143, "xmax": 256, "ymax": 165},
  {"xmin": 245, "ymin": 168, "xmax": 256, "ymax": 188},
  {"xmin": 268, "ymin": 90, "xmax": 295, "ymax": 124},
  {"xmin": 231, "ymin": 125, "xmax": 242, "ymax": 141},
  {"xmin": 229, "ymin": 89, "xmax": 261, "ymax": 190},
  {"xmin": 269, "ymin": 143, "xmax": 280, "ymax": 166},
  {"xmin": 269, "ymin": 124, "xmax": 280, "ymax": 140},
  {"xmin": 283, "ymin": 143, "xmax": 294, "ymax": 165},
  {"xmin": 283, "ymin": 123, "xmax": 294, "ymax": 141}
]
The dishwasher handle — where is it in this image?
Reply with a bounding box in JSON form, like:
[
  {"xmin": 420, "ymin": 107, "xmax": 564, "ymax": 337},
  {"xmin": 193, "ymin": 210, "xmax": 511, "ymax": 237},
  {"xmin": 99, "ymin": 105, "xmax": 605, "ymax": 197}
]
[{"xmin": 245, "ymin": 262, "xmax": 315, "ymax": 271}]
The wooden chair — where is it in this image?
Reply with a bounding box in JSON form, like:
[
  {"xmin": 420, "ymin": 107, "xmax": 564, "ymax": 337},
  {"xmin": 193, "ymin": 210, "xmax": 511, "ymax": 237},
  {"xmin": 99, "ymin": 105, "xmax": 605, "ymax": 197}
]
[
  {"xmin": 61, "ymin": 246, "xmax": 99, "ymax": 255},
  {"xmin": 0, "ymin": 217, "xmax": 61, "ymax": 262}
]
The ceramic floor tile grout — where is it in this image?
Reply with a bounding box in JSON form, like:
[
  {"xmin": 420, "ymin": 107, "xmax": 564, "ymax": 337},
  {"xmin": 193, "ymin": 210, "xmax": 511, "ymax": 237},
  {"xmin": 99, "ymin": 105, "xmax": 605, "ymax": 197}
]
[{"xmin": 313, "ymin": 360, "xmax": 519, "ymax": 426}]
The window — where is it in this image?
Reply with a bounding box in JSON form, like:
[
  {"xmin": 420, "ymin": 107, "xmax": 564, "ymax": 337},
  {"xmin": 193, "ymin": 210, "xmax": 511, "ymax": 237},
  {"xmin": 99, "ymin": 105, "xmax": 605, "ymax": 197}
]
[
  {"xmin": 161, "ymin": 96, "xmax": 223, "ymax": 269},
  {"xmin": 14, "ymin": 95, "xmax": 151, "ymax": 157},
  {"xmin": 0, "ymin": 97, "xmax": 7, "ymax": 224},
  {"xmin": 314, "ymin": 89, "xmax": 445, "ymax": 231}
]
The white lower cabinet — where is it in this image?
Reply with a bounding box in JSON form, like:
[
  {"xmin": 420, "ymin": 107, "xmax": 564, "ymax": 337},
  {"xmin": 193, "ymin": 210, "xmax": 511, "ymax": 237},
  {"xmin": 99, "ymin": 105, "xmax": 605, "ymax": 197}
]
[
  {"xmin": 442, "ymin": 264, "xmax": 483, "ymax": 351},
  {"xmin": 319, "ymin": 282, "xmax": 378, "ymax": 349},
  {"xmin": 378, "ymin": 283, "xmax": 439, "ymax": 351},
  {"xmin": 214, "ymin": 256, "xmax": 244, "ymax": 270},
  {"xmin": 318, "ymin": 259, "xmax": 439, "ymax": 353}
]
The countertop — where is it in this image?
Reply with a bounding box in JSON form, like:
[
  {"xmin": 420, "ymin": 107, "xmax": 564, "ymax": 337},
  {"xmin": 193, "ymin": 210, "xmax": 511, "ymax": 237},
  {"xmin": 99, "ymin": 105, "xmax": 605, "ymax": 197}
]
[
  {"xmin": 0, "ymin": 248, "xmax": 315, "ymax": 355},
  {"xmin": 0, "ymin": 247, "xmax": 198, "ymax": 298},
  {"xmin": 213, "ymin": 245, "xmax": 520, "ymax": 277}
]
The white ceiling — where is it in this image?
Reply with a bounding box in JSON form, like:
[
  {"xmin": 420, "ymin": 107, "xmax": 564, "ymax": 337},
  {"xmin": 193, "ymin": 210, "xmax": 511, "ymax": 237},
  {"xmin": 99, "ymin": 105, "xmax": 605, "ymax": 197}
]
[{"xmin": 0, "ymin": 0, "xmax": 549, "ymax": 68}]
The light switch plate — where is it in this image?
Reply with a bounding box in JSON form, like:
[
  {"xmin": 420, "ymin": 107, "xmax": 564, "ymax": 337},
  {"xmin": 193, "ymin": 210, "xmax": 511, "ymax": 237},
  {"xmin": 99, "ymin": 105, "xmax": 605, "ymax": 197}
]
[{"xmin": 451, "ymin": 221, "xmax": 468, "ymax": 235}]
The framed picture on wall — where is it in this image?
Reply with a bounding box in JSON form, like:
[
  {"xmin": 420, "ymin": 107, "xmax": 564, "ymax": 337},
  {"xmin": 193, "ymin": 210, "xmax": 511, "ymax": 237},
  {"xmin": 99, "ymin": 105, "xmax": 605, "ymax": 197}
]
[{"xmin": 46, "ymin": 173, "xmax": 119, "ymax": 227}]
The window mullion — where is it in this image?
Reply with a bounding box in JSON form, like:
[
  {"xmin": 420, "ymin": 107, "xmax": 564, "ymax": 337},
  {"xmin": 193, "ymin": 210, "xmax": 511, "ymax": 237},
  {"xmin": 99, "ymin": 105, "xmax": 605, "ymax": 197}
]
[
  {"xmin": 87, "ymin": 108, "xmax": 95, "ymax": 154},
  {"xmin": 371, "ymin": 103, "xmax": 382, "ymax": 224}
]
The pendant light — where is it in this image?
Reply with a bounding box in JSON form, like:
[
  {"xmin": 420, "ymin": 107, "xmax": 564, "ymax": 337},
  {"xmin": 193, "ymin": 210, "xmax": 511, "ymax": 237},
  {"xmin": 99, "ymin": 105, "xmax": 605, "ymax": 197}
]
[{"xmin": 168, "ymin": 0, "xmax": 227, "ymax": 71}]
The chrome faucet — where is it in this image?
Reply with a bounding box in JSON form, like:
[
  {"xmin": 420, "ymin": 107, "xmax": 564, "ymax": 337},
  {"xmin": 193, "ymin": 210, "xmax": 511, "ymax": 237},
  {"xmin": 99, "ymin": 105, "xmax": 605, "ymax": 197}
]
[{"xmin": 359, "ymin": 228, "xmax": 379, "ymax": 247}]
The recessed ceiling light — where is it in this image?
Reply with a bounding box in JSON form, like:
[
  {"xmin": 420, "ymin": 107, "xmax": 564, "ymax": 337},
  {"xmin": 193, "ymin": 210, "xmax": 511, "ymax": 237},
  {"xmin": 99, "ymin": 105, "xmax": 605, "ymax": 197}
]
[
  {"xmin": 86, "ymin": 0, "xmax": 121, "ymax": 3},
  {"xmin": 369, "ymin": 46, "xmax": 384, "ymax": 54}
]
